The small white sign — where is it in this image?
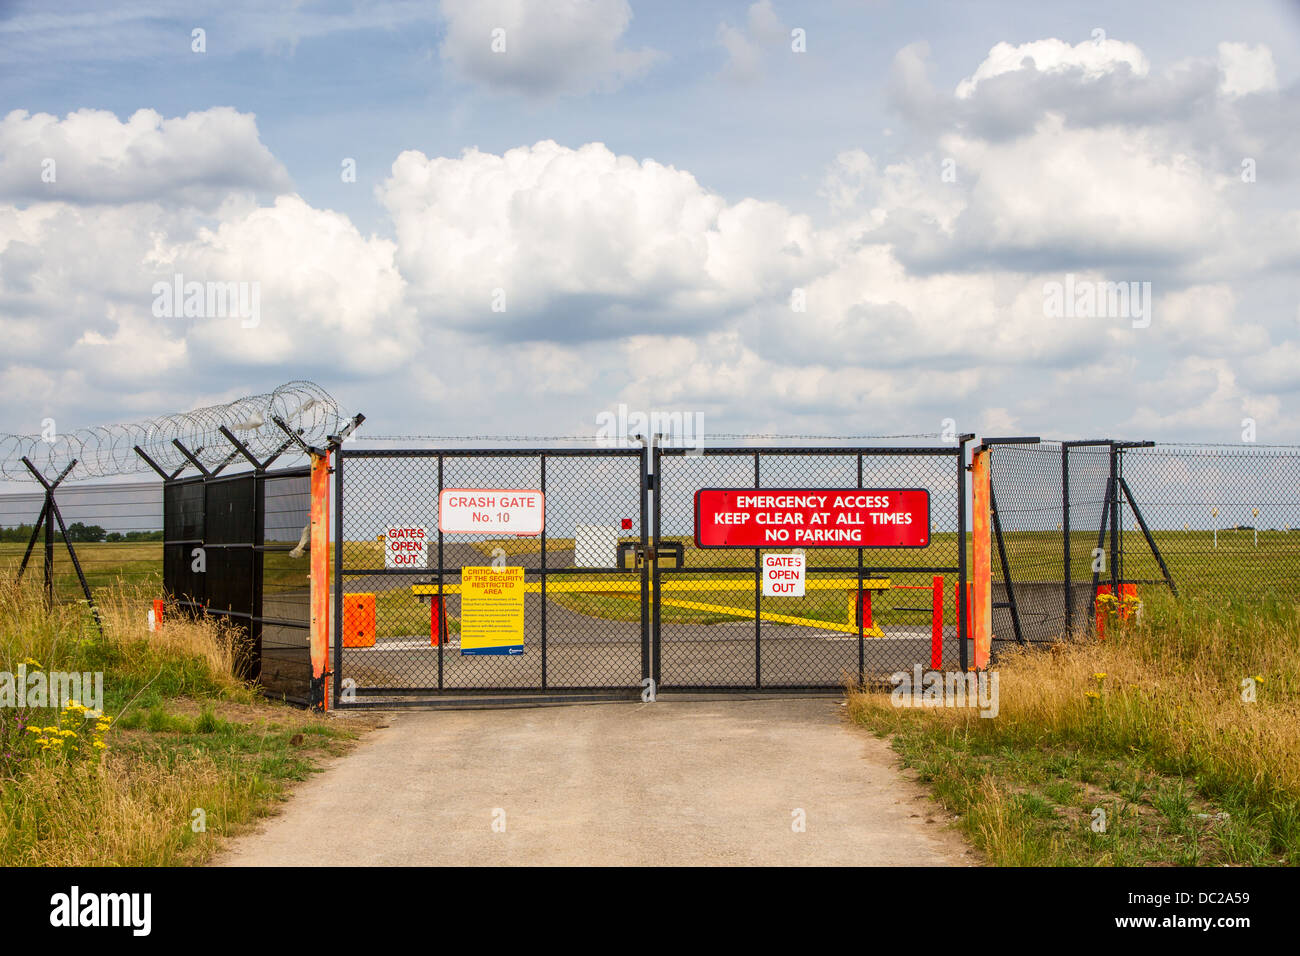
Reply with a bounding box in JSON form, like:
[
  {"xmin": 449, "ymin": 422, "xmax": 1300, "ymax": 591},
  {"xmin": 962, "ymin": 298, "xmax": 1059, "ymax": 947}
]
[
  {"xmin": 762, "ymin": 552, "xmax": 805, "ymax": 596},
  {"xmin": 439, "ymin": 489, "xmax": 545, "ymax": 536},
  {"xmin": 575, "ymin": 524, "xmax": 619, "ymax": 568},
  {"xmin": 384, "ymin": 526, "xmax": 429, "ymax": 568}
]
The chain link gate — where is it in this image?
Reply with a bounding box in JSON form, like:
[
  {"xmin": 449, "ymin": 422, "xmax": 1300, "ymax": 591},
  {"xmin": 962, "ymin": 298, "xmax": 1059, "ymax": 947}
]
[
  {"xmin": 333, "ymin": 442, "xmax": 972, "ymax": 705},
  {"xmin": 334, "ymin": 447, "xmax": 650, "ymax": 704},
  {"xmin": 652, "ymin": 444, "xmax": 971, "ymax": 690}
]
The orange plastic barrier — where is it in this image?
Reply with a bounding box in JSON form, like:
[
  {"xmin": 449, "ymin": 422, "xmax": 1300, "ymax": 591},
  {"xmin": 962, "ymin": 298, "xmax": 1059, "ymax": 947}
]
[
  {"xmin": 1095, "ymin": 583, "xmax": 1137, "ymax": 639},
  {"xmin": 342, "ymin": 593, "xmax": 377, "ymax": 648}
]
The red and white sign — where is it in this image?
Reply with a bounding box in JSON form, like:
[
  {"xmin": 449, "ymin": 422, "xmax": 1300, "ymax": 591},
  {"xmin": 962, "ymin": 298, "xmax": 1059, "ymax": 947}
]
[
  {"xmin": 439, "ymin": 489, "xmax": 545, "ymax": 536},
  {"xmin": 384, "ymin": 526, "xmax": 428, "ymax": 568},
  {"xmin": 762, "ymin": 552, "xmax": 805, "ymax": 596},
  {"xmin": 695, "ymin": 488, "xmax": 930, "ymax": 548}
]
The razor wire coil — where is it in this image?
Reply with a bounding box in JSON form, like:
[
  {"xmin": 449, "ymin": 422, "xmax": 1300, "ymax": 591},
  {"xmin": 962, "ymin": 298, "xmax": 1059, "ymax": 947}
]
[{"xmin": 0, "ymin": 381, "xmax": 342, "ymax": 481}]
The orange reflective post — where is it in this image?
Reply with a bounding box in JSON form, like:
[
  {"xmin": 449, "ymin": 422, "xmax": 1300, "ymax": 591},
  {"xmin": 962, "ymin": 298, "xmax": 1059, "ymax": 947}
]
[
  {"xmin": 310, "ymin": 449, "xmax": 330, "ymax": 711},
  {"xmin": 971, "ymin": 447, "xmax": 992, "ymax": 671}
]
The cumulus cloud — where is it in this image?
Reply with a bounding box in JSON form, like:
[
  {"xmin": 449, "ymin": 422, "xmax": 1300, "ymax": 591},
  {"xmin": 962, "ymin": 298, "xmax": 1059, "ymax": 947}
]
[
  {"xmin": 0, "ymin": 108, "xmax": 291, "ymax": 206},
  {"xmin": 955, "ymin": 37, "xmax": 1150, "ymax": 99},
  {"xmin": 717, "ymin": 1, "xmax": 786, "ymax": 81},
  {"xmin": 4, "ymin": 29, "xmax": 1300, "ymax": 446},
  {"xmin": 1217, "ymin": 41, "xmax": 1278, "ymax": 97},
  {"xmin": 437, "ymin": 0, "xmax": 661, "ymax": 97},
  {"xmin": 0, "ymin": 108, "xmax": 410, "ymax": 429},
  {"xmin": 377, "ymin": 140, "xmax": 823, "ymax": 340}
]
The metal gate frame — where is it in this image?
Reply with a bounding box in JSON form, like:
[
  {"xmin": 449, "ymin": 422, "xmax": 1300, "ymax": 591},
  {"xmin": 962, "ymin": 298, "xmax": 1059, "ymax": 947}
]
[
  {"xmin": 333, "ymin": 439, "xmax": 975, "ymax": 705},
  {"xmin": 652, "ymin": 441, "xmax": 973, "ymax": 690},
  {"xmin": 333, "ymin": 446, "xmax": 651, "ymax": 705}
]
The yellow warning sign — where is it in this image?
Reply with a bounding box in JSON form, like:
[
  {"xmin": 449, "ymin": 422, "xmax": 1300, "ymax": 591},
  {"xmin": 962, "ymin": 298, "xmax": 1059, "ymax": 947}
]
[{"xmin": 460, "ymin": 566, "xmax": 525, "ymax": 656}]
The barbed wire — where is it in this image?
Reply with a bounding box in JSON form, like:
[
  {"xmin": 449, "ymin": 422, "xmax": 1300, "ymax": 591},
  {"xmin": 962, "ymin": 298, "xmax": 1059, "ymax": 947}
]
[
  {"xmin": 1, "ymin": 381, "xmax": 342, "ymax": 482},
  {"xmin": 357, "ymin": 432, "xmax": 945, "ymax": 443}
]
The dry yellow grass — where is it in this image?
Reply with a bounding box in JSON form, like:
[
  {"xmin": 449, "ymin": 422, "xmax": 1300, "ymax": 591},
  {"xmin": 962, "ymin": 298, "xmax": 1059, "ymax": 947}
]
[
  {"xmin": 0, "ymin": 573, "xmax": 360, "ymax": 866},
  {"xmin": 849, "ymin": 592, "xmax": 1300, "ymax": 864}
]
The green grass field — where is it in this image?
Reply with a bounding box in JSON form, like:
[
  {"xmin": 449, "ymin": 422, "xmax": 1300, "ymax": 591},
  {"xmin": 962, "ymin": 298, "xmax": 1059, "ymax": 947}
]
[{"xmin": 10, "ymin": 528, "xmax": 1298, "ymax": 642}]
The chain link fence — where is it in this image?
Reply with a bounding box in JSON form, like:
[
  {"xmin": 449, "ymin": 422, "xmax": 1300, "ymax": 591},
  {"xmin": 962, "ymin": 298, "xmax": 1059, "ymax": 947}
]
[
  {"xmin": 0, "ymin": 479, "xmax": 164, "ymax": 602},
  {"xmin": 988, "ymin": 441, "xmax": 1300, "ymax": 645}
]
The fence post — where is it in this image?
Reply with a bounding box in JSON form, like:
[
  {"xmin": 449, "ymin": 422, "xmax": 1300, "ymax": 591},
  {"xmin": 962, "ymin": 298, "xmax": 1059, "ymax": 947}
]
[
  {"xmin": 971, "ymin": 445, "xmax": 992, "ymax": 670},
  {"xmin": 957, "ymin": 434, "xmax": 972, "ymax": 672},
  {"xmin": 309, "ymin": 449, "xmax": 330, "ymax": 712},
  {"xmin": 1109, "ymin": 442, "xmax": 1120, "ymax": 598},
  {"xmin": 1062, "ymin": 443, "xmax": 1071, "ymax": 636},
  {"xmin": 43, "ymin": 487, "xmax": 54, "ymax": 604}
]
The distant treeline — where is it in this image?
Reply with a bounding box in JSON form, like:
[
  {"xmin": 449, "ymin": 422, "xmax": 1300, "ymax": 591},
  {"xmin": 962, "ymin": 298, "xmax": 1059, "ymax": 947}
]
[{"xmin": 0, "ymin": 523, "xmax": 163, "ymax": 543}]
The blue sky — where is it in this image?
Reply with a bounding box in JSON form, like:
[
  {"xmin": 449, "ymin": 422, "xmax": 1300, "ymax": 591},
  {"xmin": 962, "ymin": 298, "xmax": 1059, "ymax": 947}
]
[{"xmin": 2, "ymin": 0, "xmax": 1299, "ymax": 452}]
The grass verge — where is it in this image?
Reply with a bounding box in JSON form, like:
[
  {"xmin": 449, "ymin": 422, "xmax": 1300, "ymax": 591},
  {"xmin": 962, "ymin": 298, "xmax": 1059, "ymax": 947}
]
[
  {"xmin": 0, "ymin": 574, "xmax": 375, "ymax": 866},
  {"xmin": 848, "ymin": 592, "xmax": 1300, "ymax": 865}
]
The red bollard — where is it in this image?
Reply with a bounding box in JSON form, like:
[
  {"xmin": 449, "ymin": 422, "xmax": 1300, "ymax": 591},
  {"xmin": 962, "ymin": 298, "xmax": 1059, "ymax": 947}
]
[
  {"xmin": 849, "ymin": 590, "xmax": 873, "ymax": 630},
  {"xmin": 931, "ymin": 576, "xmax": 943, "ymax": 669},
  {"xmin": 430, "ymin": 595, "xmax": 448, "ymax": 647}
]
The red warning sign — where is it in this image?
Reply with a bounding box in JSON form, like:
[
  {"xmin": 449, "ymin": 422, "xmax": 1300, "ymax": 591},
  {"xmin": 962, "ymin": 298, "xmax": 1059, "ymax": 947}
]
[{"xmin": 694, "ymin": 489, "xmax": 930, "ymax": 548}]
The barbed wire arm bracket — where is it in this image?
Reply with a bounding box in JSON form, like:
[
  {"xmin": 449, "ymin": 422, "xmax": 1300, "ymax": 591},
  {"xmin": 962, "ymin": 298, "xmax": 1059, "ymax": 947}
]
[
  {"xmin": 271, "ymin": 415, "xmax": 323, "ymax": 458},
  {"xmin": 327, "ymin": 413, "xmax": 365, "ymax": 450},
  {"xmin": 171, "ymin": 440, "xmax": 210, "ymax": 479},
  {"xmin": 217, "ymin": 426, "xmax": 271, "ymax": 472},
  {"xmin": 16, "ymin": 457, "xmax": 76, "ymax": 581},
  {"xmin": 133, "ymin": 445, "xmax": 186, "ymax": 481}
]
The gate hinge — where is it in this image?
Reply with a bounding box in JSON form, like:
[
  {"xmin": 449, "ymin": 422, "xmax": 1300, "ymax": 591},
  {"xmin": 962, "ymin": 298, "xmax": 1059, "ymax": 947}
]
[{"xmin": 646, "ymin": 473, "xmax": 655, "ymax": 490}]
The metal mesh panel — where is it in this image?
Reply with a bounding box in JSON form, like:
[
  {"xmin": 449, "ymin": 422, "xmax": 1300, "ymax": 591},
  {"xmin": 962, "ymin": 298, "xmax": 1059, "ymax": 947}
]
[
  {"xmin": 1118, "ymin": 445, "xmax": 1300, "ymax": 601},
  {"xmin": 336, "ymin": 444, "xmax": 968, "ymax": 700},
  {"xmin": 336, "ymin": 449, "xmax": 647, "ymax": 697},
  {"xmin": 654, "ymin": 447, "xmax": 964, "ymax": 688},
  {"xmin": 259, "ymin": 472, "xmax": 312, "ymax": 699},
  {"xmin": 0, "ymin": 479, "xmax": 163, "ymax": 602}
]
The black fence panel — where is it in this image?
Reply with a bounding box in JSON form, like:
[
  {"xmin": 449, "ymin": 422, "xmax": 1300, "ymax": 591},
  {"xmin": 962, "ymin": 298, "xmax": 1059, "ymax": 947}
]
[{"xmin": 161, "ymin": 465, "xmax": 311, "ymax": 696}]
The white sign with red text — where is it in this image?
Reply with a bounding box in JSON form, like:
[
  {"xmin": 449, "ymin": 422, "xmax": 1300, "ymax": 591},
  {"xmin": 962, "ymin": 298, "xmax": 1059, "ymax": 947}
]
[
  {"xmin": 384, "ymin": 526, "xmax": 428, "ymax": 568},
  {"xmin": 762, "ymin": 552, "xmax": 806, "ymax": 596},
  {"xmin": 439, "ymin": 489, "xmax": 545, "ymax": 536}
]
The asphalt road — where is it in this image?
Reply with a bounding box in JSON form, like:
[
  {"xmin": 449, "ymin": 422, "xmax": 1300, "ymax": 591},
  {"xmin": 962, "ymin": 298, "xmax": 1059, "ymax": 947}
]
[{"xmin": 216, "ymin": 698, "xmax": 975, "ymax": 866}]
